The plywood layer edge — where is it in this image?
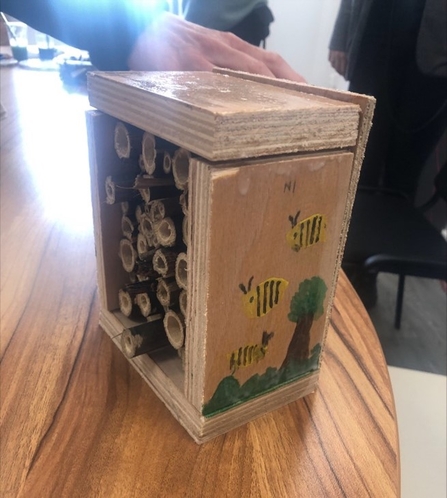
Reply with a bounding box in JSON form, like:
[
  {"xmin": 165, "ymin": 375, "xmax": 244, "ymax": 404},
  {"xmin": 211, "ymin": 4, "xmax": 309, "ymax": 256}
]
[{"xmin": 87, "ymin": 71, "xmax": 361, "ymax": 162}]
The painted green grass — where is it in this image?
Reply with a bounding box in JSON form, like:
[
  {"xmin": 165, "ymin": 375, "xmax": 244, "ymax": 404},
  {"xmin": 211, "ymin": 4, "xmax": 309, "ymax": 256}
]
[{"xmin": 203, "ymin": 343, "xmax": 321, "ymax": 417}]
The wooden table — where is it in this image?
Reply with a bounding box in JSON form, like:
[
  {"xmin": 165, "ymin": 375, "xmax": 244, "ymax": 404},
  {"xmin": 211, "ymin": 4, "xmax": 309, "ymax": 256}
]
[{"xmin": 0, "ymin": 67, "xmax": 400, "ymax": 497}]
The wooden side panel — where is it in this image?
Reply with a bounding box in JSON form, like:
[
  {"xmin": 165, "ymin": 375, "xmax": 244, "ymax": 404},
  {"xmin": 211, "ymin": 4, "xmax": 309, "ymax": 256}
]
[
  {"xmin": 189, "ymin": 152, "xmax": 355, "ymax": 415},
  {"xmin": 87, "ymin": 111, "xmax": 130, "ymax": 311}
]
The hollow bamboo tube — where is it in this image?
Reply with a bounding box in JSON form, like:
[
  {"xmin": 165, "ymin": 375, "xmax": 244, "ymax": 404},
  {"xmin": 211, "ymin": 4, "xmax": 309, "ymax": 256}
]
[
  {"xmin": 162, "ymin": 151, "xmax": 172, "ymax": 175},
  {"xmin": 120, "ymin": 320, "xmax": 168, "ymax": 358},
  {"xmin": 121, "ymin": 200, "xmax": 141, "ymax": 217},
  {"xmin": 175, "ymin": 252, "xmax": 188, "ymax": 290},
  {"xmin": 179, "ymin": 289, "xmax": 187, "ymax": 318},
  {"xmin": 118, "ymin": 288, "xmax": 136, "ymax": 317},
  {"xmin": 139, "ymin": 213, "xmax": 154, "ymax": 238},
  {"xmin": 141, "ymin": 132, "xmax": 156, "ymax": 174},
  {"xmin": 137, "ymin": 232, "xmax": 153, "ymax": 260},
  {"xmin": 156, "ymin": 278, "xmax": 181, "ymax": 308},
  {"xmin": 172, "ymin": 148, "xmax": 190, "ymax": 190},
  {"xmin": 163, "ymin": 310, "xmax": 185, "ymax": 350},
  {"xmin": 137, "ymin": 187, "xmax": 178, "ymax": 204},
  {"xmin": 146, "ymin": 229, "xmax": 159, "ymax": 249},
  {"xmin": 119, "ymin": 238, "xmax": 137, "ymax": 273},
  {"xmin": 133, "ymin": 175, "xmax": 175, "ymax": 189},
  {"xmin": 147, "ymin": 197, "xmax": 182, "ymax": 223},
  {"xmin": 135, "ymin": 292, "xmax": 160, "ymax": 318},
  {"xmin": 182, "ymin": 215, "xmax": 188, "ymax": 246},
  {"xmin": 121, "ymin": 215, "xmax": 138, "ymax": 240},
  {"xmin": 140, "ymin": 214, "xmax": 159, "ymax": 248},
  {"xmin": 138, "ymin": 154, "xmax": 146, "ymax": 173},
  {"xmin": 105, "ymin": 175, "xmax": 138, "ymax": 205},
  {"xmin": 135, "ymin": 203, "xmax": 145, "ymax": 224},
  {"xmin": 153, "ymin": 248, "xmax": 177, "ymax": 278},
  {"xmin": 139, "ymin": 188, "xmax": 151, "ymax": 204},
  {"xmin": 153, "ymin": 217, "xmax": 182, "ymax": 248},
  {"xmin": 179, "ymin": 190, "xmax": 188, "ymax": 216},
  {"xmin": 114, "ymin": 121, "xmax": 143, "ymax": 160},
  {"xmin": 144, "ymin": 149, "xmax": 171, "ymax": 177}
]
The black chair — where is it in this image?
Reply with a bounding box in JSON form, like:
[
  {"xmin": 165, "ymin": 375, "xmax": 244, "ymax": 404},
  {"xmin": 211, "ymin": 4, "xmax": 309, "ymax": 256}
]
[{"xmin": 342, "ymin": 163, "xmax": 447, "ymax": 329}]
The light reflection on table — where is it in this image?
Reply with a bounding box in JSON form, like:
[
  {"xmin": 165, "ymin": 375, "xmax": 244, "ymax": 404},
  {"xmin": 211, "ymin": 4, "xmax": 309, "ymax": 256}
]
[{"xmin": 4, "ymin": 67, "xmax": 93, "ymax": 233}]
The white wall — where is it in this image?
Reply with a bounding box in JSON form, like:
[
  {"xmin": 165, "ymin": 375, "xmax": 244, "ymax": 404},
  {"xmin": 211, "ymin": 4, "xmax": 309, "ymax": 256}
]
[{"xmin": 267, "ymin": 0, "xmax": 348, "ymax": 89}]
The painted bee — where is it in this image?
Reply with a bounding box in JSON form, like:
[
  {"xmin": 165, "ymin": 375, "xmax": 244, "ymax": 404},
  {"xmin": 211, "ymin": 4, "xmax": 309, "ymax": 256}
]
[
  {"xmin": 228, "ymin": 331, "xmax": 274, "ymax": 374},
  {"xmin": 286, "ymin": 210, "xmax": 327, "ymax": 252},
  {"xmin": 239, "ymin": 276, "xmax": 289, "ymax": 318}
]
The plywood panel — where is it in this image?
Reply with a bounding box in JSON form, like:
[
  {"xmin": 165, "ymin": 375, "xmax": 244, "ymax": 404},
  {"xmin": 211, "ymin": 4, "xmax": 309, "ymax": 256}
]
[
  {"xmin": 188, "ymin": 152, "xmax": 354, "ymax": 414},
  {"xmin": 88, "ymin": 71, "xmax": 360, "ymax": 161}
]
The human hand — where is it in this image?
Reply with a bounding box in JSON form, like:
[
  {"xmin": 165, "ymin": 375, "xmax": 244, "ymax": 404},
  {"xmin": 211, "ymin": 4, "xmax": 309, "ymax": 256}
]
[
  {"xmin": 328, "ymin": 50, "xmax": 348, "ymax": 78},
  {"xmin": 128, "ymin": 12, "xmax": 306, "ymax": 83}
]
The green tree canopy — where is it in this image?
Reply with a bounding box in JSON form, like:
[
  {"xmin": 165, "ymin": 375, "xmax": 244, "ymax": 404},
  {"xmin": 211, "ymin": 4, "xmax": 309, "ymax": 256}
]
[{"xmin": 288, "ymin": 276, "xmax": 327, "ymax": 323}]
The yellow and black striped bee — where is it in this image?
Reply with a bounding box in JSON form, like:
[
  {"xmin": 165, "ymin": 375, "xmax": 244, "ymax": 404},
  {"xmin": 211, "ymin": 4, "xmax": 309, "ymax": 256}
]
[
  {"xmin": 286, "ymin": 210, "xmax": 327, "ymax": 252},
  {"xmin": 228, "ymin": 331, "xmax": 274, "ymax": 374},
  {"xmin": 239, "ymin": 276, "xmax": 289, "ymax": 318}
]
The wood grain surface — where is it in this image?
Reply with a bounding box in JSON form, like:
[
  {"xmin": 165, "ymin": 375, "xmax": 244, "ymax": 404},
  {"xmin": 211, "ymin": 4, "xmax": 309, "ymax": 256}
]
[
  {"xmin": 87, "ymin": 71, "xmax": 360, "ymax": 161},
  {"xmin": 190, "ymin": 153, "xmax": 354, "ymax": 406},
  {"xmin": 0, "ymin": 68, "xmax": 399, "ymax": 497}
]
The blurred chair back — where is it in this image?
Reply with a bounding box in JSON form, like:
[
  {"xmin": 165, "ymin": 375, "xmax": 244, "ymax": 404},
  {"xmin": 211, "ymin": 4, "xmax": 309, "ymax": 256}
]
[{"xmin": 343, "ymin": 163, "xmax": 447, "ymax": 328}]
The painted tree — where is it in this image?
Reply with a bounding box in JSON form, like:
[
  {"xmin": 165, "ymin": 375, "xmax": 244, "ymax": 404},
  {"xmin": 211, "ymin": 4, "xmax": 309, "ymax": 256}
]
[{"xmin": 281, "ymin": 276, "xmax": 327, "ymax": 368}]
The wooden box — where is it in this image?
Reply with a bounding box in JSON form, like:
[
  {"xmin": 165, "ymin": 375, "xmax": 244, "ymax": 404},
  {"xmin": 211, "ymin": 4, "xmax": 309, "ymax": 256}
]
[{"xmin": 86, "ymin": 70, "xmax": 374, "ymax": 443}]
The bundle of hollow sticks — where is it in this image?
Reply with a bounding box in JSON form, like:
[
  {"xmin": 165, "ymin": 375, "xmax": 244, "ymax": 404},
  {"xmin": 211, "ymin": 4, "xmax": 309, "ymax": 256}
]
[{"xmin": 106, "ymin": 120, "xmax": 190, "ymax": 366}]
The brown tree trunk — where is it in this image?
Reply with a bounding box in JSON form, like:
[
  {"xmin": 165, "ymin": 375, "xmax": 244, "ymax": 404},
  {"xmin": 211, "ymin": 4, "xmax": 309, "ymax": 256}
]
[{"xmin": 281, "ymin": 313, "xmax": 314, "ymax": 368}]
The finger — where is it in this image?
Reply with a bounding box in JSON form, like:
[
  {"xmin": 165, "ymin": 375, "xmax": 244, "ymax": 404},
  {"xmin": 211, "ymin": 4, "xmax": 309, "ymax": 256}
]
[
  {"xmin": 166, "ymin": 16, "xmax": 305, "ymax": 82},
  {"xmin": 329, "ymin": 51, "xmax": 336, "ymax": 66},
  {"xmin": 263, "ymin": 53, "xmax": 307, "ymax": 82},
  {"xmin": 330, "ymin": 55, "xmax": 343, "ymax": 76},
  {"xmin": 197, "ymin": 34, "xmax": 277, "ymax": 77},
  {"xmin": 333, "ymin": 59, "xmax": 342, "ymax": 75},
  {"xmin": 164, "ymin": 25, "xmax": 277, "ymax": 77},
  {"xmin": 129, "ymin": 30, "xmax": 216, "ymax": 71},
  {"xmin": 219, "ymin": 32, "xmax": 306, "ymax": 82}
]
